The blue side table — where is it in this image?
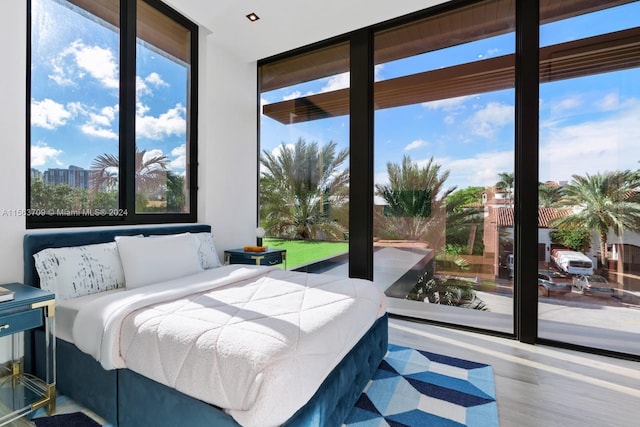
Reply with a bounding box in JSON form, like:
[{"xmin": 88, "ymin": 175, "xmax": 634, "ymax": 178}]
[
  {"xmin": 224, "ymin": 248, "xmax": 287, "ymax": 269},
  {"xmin": 0, "ymin": 283, "xmax": 56, "ymax": 426}
]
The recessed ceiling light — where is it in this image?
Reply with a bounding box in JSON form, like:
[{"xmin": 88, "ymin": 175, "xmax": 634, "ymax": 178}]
[{"xmin": 246, "ymin": 13, "xmax": 260, "ymax": 22}]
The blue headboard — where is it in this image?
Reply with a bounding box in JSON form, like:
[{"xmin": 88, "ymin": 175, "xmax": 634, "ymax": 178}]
[{"xmin": 23, "ymin": 224, "xmax": 211, "ymax": 288}]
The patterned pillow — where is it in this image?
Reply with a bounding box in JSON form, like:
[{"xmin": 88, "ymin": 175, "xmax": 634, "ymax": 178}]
[
  {"xmin": 192, "ymin": 232, "xmax": 223, "ymax": 269},
  {"xmin": 33, "ymin": 242, "xmax": 125, "ymax": 300}
]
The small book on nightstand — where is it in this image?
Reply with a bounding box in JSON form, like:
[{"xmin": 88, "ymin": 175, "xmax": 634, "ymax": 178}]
[{"xmin": 0, "ymin": 286, "xmax": 15, "ymax": 302}]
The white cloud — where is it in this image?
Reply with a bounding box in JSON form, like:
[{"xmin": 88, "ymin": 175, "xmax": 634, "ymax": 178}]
[
  {"xmin": 404, "ymin": 139, "xmax": 428, "ymax": 151},
  {"xmin": 66, "ymin": 102, "xmax": 86, "ymax": 116},
  {"xmin": 374, "ymin": 64, "xmax": 384, "ymax": 82},
  {"xmin": 550, "ymin": 96, "xmax": 582, "ymax": 116},
  {"xmin": 80, "ymin": 104, "xmax": 118, "ymax": 140},
  {"xmin": 171, "ymin": 145, "xmax": 186, "ymax": 157},
  {"xmin": 51, "ymin": 40, "xmax": 118, "ymax": 89},
  {"xmin": 466, "ymin": 102, "xmax": 514, "ymax": 138},
  {"xmin": 283, "ymin": 90, "xmax": 302, "ymax": 101},
  {"xmin": 136, "ymin": 76, "xmax": 150, "ymax": 97},
  {"xmin": 89, "ymin": 106, "xmax": 115, "ymax": 127},
  {"xmin": 73, "ymin": 43, "xmax": 119, "ymax": 88},
  {"xmin": 374, "ymin": 171, "xmax": 389, "ymax": 186},
  {"xmin": 31, "ymin": 98, "xmax": 72, "ymax": 129},
  {"xmin": 422, "ymin": 96, "xmax": 471, "ymax": 111},
  {"xmin": 169, "ymin": 156, "xmax": 186, "ymax": 170},
  {"xmin": 169, "ymin": 144, "xmax": 186, "ymax": 170},
  {"xmin": 440, "ymin": 150, "xmax": 514, "ymax": 188},
  {"xmin": 49, "ymin": 61, "xmax": 74, "ymax": 86},
  {"xmin": 145, "ymin": 72, "xmax": 168, "ymax": 88},
  {"xmin": 80, "ymin": 125, "xmax": 117, "ymax": 139},
  {"xmin": 270, "ymin": 143, "xmax": 296, "ymax": 158},
  {"xmin": 540, "ymin": 99, "xmax": 640, "ymax": 182},
  {"xmin": 422, "ymin": 96, "xmax": 471, "ymax": 125},
  {"xmin": 136, "ymin": 104, "xmax": 186, "ymax": 140},
  {"xmin": 137, "ymin": 73, "xmax": 169, "ymax": 97},
  {"xmin": 143, "ymin": 149, "xmax": 164, "ymax": 162},
  {"xmin": 138, "ymin": 149, "xmax": 168, "ymax": 173},
  {"xmin": 373, "ymin": 171, "xmax": 390, "ymax": 205},
  {"xmin": 596, "ymin": 92, "xmax": 619, "ymax": 111},
  {"xmin": 479, "ymin": 48, "xmax": 502, "ymax": 59},
  {"xmin": 320, "ymin": 72, "xmax": 349, "ymax": 93},
  {"xmin": 136, "ymin": 102, "xmax": 150, "ymax": 117},
  {"xmin": 279, "ymin": 70, "xmax": 354, "ymax": 103},
  {"xmin": 31, "ymin": 142, "xmax": 63, "ymax": 167}
]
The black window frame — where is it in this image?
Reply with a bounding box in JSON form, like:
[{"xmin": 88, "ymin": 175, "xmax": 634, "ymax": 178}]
[
  {"xmin": 26, "ymin": 0, "xmax": 199, "ymax": 229},
  {"xmin": 257, "ymin": 0, "xmax": 640, "ymax": 361}
]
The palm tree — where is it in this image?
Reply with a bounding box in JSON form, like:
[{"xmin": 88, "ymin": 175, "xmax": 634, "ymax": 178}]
[
  {"xmin": 552, "ymin": 170, "xmax": 640, "ymax": 265},
  {"xmin": 90, "ymin": 149, "xmax": 169, "ymax": 193},
  {"xmin": 375, "ymin": 155, "xmax": 456, "ymax": 243},
  {"xmin": 260, "ymin": 138, "xmax": 349, "ymax": 240},
  {"xmin": 538, "ymin": 182, "xmax": 565, "ymax": 207},
  {"xmin": 495, "ymin": 172, "xmax": 514, "ymax": 207},
  {"xmin": 444, "ymin": 186, "xmax": 485, "ymax": 255}
]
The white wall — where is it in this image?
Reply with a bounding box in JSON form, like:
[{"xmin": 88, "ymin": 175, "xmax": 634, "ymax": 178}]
[
  {"xmin": 0, "ymin": 2, "xmax": 28, "ymax": 285},
  {"xmin": 199, "ymin": 33, "xmax": 259, "ymax": 252},
  {"xmin": 0, "ymin": 6, "xmax": 258, "ymax": 285},
  {"xmin": 0, "ymin": 1, "xmax": 27, "ymax": 363}
]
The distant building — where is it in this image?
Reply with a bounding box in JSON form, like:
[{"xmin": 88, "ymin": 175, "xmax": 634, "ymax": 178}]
[
  {"xmin": 43, "ymin": 165, "xmax": 91, "ymax": 189},
  {"xmin": 30, "ymin": 168, "xmax": 42, "ymax": 180}
]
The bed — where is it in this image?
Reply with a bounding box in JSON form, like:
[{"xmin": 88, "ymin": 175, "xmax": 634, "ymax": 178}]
[{"xmin": 23, "ymin": 224, "xmax": 388, "ymax": 427}]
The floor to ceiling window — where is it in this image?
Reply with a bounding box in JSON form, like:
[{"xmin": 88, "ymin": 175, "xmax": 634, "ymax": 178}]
[
  {"xmin": 259, "ymin": 42, "xmax": 350, "ymax": 273},
  {"xmin": 257, "ymin": 0, "xmax": 640, "ymax": 359},
  {"xmin": 372, "ymin": 0, "xmax": 515, "ymax": 333},
  {"xmin": 537, "ymin": 0, "xmax": 640, "ymax": 356}
]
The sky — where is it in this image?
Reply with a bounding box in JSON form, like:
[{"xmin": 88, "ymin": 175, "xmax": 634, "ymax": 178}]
[
  {"xmin": 30, "ymin": 1, "xmax": 640, "ymax": 194},
  {"xmin": 30, "ymin": 0, "xmax": 189, "ymax": 176},
  {"xmin": 260, "ymin": 2, "xmax": 640, "ymax": 195}
]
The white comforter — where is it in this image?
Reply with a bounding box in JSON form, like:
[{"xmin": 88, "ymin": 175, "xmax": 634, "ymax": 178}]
[{"xmin": 72, "ymin": 265, "xmax": 386, "ymax": 427}]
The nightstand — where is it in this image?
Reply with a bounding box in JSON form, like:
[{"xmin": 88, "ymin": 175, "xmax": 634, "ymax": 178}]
[
  {"xmin": 224, "ymin": 248, "xmax": 287, "ymax": 269},
  {"xmin": 0, "ymin": 283, "xmax": 56, "ymax": 426}
]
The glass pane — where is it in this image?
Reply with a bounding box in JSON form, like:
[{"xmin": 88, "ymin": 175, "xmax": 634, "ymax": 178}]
[
  {"xmin": 538, "ymin": 1, "xmax": 640, "ymax": 356},
  {"xmin": 30, "ymin": 0, "xmax": 120, "ymax": 215},
  {"xmin": 259, "ymin": 42, "xmax": 350, "ymax": 273},
  {"xmin": 135, "ymin": 0, "xmax": 191, "ymax": 213},
  {"xmin": 373, "ymin": 0, "xmax": 515, "ymax": 333}
]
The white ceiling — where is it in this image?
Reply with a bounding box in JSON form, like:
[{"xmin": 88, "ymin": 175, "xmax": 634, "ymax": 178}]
[{"xmin": 163, "ymin": 0, "xmax": 448, "ymax": 62}]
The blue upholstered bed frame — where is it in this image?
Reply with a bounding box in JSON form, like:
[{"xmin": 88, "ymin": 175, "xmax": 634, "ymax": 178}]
[{"xmin": 23, "ymin": 224, "xmax": 388, "ymax": 427}]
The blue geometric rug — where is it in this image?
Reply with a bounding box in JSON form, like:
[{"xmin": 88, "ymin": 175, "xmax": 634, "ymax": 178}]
[
  {"xmin": 29, "ymin": 395, "xmax": 112, "ymax": 427},
  {"xmin": 344, "ymin": 344, "xmax": 499, "ymax": 427},
  {"xmin": 33, "ymin": 412, "xmax": 100, "ymax": 427}
]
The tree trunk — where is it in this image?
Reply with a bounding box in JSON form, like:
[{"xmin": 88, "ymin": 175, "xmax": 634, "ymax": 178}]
[{"xmin": 600, "ymin": 233, "xmax": 608, "ymax": 266}]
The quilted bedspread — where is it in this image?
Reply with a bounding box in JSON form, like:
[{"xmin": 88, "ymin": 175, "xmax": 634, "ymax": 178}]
[{"xmin": 72, "ymin": 265, "xmax": 386, "ymax": 427}]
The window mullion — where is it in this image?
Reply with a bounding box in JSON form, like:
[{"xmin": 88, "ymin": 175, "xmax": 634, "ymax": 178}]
[{"xmin": 120, "ymin": 0, "xmax": 137, "ymax": 219}]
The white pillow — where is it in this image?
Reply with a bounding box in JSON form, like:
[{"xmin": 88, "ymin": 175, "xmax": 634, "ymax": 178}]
[
  {"xmin": 115, "ymin": 233, "xmax": 203, "ymax": 289},
  {"xmin": 33, "ymin": 242, "xmax": 125, "ymax": 300},
  {"xmin": 192, "ymin": 232, "xmax": 222, "ymax": 269}
]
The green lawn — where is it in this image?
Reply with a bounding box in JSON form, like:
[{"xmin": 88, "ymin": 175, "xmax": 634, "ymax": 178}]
[{"xmin": 264, "ymin": 238, "xmax": 348, "ymax": 269}]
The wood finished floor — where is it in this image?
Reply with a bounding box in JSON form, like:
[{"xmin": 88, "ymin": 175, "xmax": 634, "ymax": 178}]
[
  {"xmin": 5, "ymin": 319, "xmax": 637, "ymax": 427},
  {"xmin": 388, "ymin": 317, "xmax": 640, "ymax": 427}
]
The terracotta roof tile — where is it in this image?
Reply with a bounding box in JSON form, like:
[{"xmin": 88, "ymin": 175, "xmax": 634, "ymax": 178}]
[{"xmin": 496, "ymin": 207, "xmax": 572, "ymax": 228}]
